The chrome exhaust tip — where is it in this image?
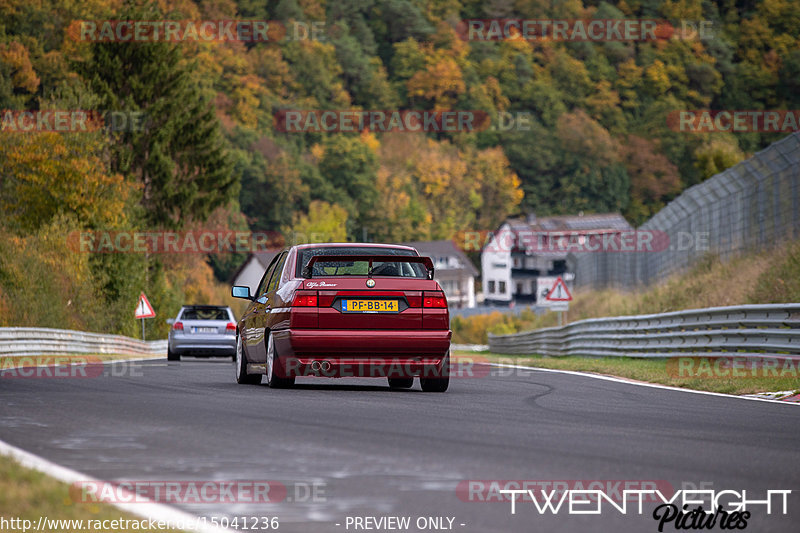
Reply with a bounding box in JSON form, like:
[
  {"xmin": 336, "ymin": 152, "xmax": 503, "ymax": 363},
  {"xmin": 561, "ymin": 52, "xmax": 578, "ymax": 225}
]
[
  {"xmin": 320, "ymin": 360, "xmax": 331, "ymax": 372},
  {"xmin": 310, "ymin": 360, "xmax": 321, "ymax": 371}
]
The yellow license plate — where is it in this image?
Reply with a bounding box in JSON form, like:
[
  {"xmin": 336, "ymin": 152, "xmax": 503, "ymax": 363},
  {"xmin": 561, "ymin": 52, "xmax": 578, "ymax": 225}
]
[{"xmin": 342, "ymin": 299, "xmax": 399, "ymax": 313}]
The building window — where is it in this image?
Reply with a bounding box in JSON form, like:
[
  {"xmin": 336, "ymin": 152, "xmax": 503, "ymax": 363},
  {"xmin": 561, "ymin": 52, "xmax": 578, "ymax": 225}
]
[
  {"xmin": 516, "ymin": 282, "xmax": 523, "ymax": 295},
  {"xmin": 499, "ymin": 281, "xmax": 506, "ymax": 294},
  {"xmin": 488, "ymin": 281, "xmax": 495, "ymax": 294},
  {"xmin": 512, "ymin": 257, "xmax": 521, "ymax": 268}
]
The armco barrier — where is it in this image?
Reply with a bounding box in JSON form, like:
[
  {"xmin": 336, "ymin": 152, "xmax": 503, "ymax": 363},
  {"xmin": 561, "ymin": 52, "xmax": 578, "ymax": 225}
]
[
  {"xmin": 488, "ymin": 304, "xmax": 800, "ymax": 358},
  {"xmin": 0, "ymin": 327, "xmax": 166, "ymax": 357}
]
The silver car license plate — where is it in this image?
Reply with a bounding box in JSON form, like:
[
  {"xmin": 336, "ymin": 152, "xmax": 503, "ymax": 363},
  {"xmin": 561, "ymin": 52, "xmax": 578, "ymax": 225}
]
[{"xmin": 193, "ymin": 327, "xmax": 217, "ymax": 333}]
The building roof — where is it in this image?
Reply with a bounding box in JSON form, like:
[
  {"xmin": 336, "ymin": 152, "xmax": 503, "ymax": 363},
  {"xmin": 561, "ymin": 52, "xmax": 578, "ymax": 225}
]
[
  {"xmin": 229, "ymin": 249, "xmax": 282, "ymax": 284},
  {"xmin": 402, "ymin": 240, "xmax": 479, "ymax": 277},
  {"xmin": 511, "ymin": 213, "xmax": 633, "ymax": 232},
  {"xmin": 487, "ymin": 213, "xmax": 633, "ymax": 255}
]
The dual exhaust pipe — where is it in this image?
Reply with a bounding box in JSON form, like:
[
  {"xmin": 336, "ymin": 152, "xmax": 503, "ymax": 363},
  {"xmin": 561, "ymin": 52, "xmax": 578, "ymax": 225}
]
[{"xmin": 310, "ymin": 360, "xmax": 332, "ymax": 372}]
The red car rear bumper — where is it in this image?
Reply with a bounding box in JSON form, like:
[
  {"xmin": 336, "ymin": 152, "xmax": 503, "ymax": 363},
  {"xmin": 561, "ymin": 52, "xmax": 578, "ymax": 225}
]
[{"xmin": 273, "ymin": 329, "xmax": 451, "ymax": 378}]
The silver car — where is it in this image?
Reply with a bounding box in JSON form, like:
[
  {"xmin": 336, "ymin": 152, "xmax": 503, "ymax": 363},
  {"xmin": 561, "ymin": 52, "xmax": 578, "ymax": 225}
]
[{"xmin": 167, "ymin": 305, "xmax": 237, "ymax": 361}]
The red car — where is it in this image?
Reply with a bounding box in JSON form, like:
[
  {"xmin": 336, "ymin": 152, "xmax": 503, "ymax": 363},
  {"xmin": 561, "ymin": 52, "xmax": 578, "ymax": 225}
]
[{"xmin": 231, "ymin": 243, "xmax": 451, "ymax": 391}]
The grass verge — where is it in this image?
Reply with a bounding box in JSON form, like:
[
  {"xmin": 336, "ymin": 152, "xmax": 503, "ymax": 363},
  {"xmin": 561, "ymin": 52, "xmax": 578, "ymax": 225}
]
[
  {"xmin": 0, "ymin": 456, "xmax": 180, "ymax": 532},
  {"xmin": 454, "ymin": 351, "xmax": 800, "ymax": 396}
]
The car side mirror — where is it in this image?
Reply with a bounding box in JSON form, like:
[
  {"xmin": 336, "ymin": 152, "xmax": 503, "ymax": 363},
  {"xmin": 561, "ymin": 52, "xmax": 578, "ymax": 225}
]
[
  {"xmin": 166, "ymin": 318, "xmax": 175, "ymax": 325},
  {"xmin": 231, "ymin": 285, "xmax": 253, "ymax": 300}
]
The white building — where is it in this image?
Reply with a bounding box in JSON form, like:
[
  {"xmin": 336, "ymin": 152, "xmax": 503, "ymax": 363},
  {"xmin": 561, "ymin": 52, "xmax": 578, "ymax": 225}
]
[
  {"xmin": 482, "ymin": 213, "xmax": 633, "ymax": 306},
  {"xmin": 402, "ymin": 240, "xmax": 478, "ymax": 308}
]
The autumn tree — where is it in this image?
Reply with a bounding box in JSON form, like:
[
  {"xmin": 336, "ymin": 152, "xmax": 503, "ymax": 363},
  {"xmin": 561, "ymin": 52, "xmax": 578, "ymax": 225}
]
[
  {"xmin": 81, "ymin": 2, "xmax": 235, "ymax": 229},
  {"xmin": 0, "ymin": 132, "xmax": 134, "ymax": 232},
  {"xmin": 621, "ymin": 136, "xmax": 682, "ymax": 225}
]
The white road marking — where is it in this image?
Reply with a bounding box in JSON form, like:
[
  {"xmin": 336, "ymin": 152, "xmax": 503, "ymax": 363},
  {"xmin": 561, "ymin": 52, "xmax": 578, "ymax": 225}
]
[
  {"xmin": 489, "ymin": 363, "xmax": 800, "ymax": 406},
  {"xmin": 0, "ymin": 439, "xmax": 233, "ymax": 533}
]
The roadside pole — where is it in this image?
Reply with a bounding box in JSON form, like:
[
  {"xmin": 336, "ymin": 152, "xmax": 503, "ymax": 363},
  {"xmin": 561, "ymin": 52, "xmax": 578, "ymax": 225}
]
[{"xmin": 135, "ymin": 292, "xmax": 156, "ymax": 340}]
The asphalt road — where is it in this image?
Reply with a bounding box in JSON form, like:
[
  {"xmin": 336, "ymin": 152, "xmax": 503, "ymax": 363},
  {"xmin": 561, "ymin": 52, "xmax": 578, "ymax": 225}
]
[{"xmin": 1, "ymin": 358, "xmax": 799, "ymax": 533}]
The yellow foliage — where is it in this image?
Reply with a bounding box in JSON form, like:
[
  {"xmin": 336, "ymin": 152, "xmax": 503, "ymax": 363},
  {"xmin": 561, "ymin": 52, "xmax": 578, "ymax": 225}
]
[
  {"xmin": 310, "ymin": 143, "xmax": 325, "ymax": 162},
  {"xmin": 288, "ymin": 201, "xmax": 348, "ymax": 243},
  {"xmin": 0, "ymin": 132, "xmax": 135, "ymax": 231},
  {"xmin": 0, "ymin": 41, "xmax": 40, "ymax": 93},
  {"xmin": 407, "ymin": 57, "xmax": 466, "ymax": 109},
  {"xmin": 359, "ymin": 130, "xmax": 380, "ymax": 153},
  {"xmin": 645, "ymin": 60, "xmax": 671, "ymax": 95}
]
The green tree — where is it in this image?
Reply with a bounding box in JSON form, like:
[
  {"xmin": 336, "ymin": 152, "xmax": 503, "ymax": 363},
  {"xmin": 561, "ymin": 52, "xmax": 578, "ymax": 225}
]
[
  {"xmin": 318, "ymin": 135, "xmax": 379, "ymax": 237},
  {"xmin": 287, "ymin": 200, "xmax": 348, "ymax": 243},
  {"xmin": 81, "ymin": 2, "xmax": 235, "ymax": 228}
]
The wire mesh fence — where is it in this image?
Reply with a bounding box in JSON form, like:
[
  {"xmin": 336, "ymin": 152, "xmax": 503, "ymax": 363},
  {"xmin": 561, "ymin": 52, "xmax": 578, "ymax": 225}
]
[{"xmin": 572, "ymin": 132, "xmax": 800, "ymax": 289}]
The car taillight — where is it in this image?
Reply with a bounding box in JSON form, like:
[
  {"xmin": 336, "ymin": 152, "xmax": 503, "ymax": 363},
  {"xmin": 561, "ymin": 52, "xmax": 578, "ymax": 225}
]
[
  {"xmin": 226, "ymin": 323, "xmax": 236, "ymax": 332},
  {"xmin": 423, "ymin": 292, "xmax": 447, "ymax": 308},
  {"xmin": 173, "ymin": 322, "xmax": 183, "ymax": 330},
  {"xmin": 292, "ymin": 291, "xmax": 318, "ymax": 307}
]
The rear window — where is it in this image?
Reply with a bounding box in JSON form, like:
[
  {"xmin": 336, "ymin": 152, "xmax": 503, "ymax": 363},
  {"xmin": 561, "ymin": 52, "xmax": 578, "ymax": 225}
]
[
  {"xmin": 181, "ymin": 307, "xmax": 229, "ymax": 320},
  {"xmin": 296, "ymin": 247, "xmax": 425, "ymax": 278}
]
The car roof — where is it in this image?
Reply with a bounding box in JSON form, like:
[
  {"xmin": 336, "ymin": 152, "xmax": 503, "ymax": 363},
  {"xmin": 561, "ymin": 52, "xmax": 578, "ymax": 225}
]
[{"xmin": 181, "ymin": 305, "xmax": 231, "ymax": 310}]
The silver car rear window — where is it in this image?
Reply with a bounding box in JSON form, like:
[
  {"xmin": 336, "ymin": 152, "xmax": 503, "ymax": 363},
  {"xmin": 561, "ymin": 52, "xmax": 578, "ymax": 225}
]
[{"xmin": 181, "ymin": 308, "xmax": 228, "ymax": 320}]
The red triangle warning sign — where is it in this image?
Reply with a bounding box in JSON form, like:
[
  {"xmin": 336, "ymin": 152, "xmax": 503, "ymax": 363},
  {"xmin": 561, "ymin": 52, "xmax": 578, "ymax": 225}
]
[
  {"xmin": 135, "ymin": 292, "xmax": 156, "ymax": 318},
  {"xmin": 545, "ymin": 277, "xmax": 572, "ymax": 302}
]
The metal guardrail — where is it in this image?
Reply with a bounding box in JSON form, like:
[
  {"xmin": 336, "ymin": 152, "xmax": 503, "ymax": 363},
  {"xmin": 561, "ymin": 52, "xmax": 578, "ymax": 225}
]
[
  {"xmin": 488, "ymin": 304, "xmax": 800, "ymax": 358},
  {"xmin": 0, "ymin": 327, "xmax": 167, "ymax": 357}
]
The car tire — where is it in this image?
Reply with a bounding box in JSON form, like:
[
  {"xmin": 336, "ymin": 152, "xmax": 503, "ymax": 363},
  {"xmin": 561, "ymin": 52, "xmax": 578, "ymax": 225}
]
[
  {"xmin": 266, "ymin": 331, "xmax": 295, "ymax": 389},
  {"xmin": 167, "ymin": 347, "xmax": 179, "ymax": 361},
  {"xmin": 388, "ymin": 377, "xmax": 414, "ymax": 389},
  {"xmin": 235, "ymin": 334, "xmax": 261, "ymax": 385},
  {"xmin": 420, "ymin": 351, "xmax": 449, "ymax": 392}
]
